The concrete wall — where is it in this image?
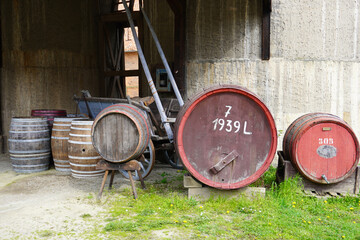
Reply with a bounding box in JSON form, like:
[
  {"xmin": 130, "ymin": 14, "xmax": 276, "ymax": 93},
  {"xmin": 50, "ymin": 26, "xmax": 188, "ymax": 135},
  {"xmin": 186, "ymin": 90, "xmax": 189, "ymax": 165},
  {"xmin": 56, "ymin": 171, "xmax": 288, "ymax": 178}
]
[
  {"xmin": 142, "ymin": 0, "xmax": 175, "ymax": 97},
  {"xmin": 186, "ymin": 0, "xmax": 360, "ymax": 146},
  {"xmin": 1, "ymin": 0, "xmax": 101, "ymax": 144}
]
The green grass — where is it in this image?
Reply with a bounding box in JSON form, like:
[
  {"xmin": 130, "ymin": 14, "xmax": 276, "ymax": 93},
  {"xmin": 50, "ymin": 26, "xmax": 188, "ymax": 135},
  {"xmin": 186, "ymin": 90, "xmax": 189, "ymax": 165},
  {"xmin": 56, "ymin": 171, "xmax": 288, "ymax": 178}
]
[
  {"xmin": 89, "ymin": 169, "xmax": 359, "ymax": 239},
  {"xmin": 34, "ymin": 168, "xmax": 360, "ymax": 239}
]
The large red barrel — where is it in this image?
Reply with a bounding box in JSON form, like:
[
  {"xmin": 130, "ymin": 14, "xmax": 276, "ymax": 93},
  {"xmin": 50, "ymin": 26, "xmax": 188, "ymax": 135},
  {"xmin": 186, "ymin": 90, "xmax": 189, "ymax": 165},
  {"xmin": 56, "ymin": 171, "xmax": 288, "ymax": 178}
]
[
  {"xmin": 31, "ymin": 109, "xmax": 67, "ymax": 129},
  {"xmin": 91, "ymin": 104, "xmax": 150, "ymax": 163},
  {"xmin": 175, "ymin": 85, "xmax": 277, "ymax": 189},
  {"xmin": 283, "ymin": 113, "xmax": 360, "ymax": 184}
]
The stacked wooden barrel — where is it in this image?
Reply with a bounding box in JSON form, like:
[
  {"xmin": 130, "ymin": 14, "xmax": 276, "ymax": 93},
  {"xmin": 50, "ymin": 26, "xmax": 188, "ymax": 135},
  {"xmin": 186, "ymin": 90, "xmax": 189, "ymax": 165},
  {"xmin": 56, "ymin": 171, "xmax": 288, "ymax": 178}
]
[
  {"xmin": 51, "ymin": 117, "xmax": 86, "ymax": 172},
  {"xmin": 175, "ymin": 85, "xmax": 278, "ymax": 189},
  {"xmin": 8, "ymin": 117, "xmax": 51, "ymax": 173},
  {"xmin": 68, "ymin": 120, "xmax": 104, "ymax": 178}
]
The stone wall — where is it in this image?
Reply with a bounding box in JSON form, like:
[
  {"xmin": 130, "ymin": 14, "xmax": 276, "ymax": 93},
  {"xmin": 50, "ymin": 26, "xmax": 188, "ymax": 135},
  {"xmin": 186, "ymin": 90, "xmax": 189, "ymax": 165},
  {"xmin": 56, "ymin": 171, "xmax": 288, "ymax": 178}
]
[{"xmin": 186, "ymin": 0, "xmax": 360, "ymax": 145}]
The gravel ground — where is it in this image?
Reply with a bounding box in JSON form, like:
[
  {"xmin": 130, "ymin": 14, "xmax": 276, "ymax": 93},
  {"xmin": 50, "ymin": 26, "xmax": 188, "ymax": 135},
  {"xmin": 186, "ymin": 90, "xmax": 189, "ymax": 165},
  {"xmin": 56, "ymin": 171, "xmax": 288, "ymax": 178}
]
[{"xmin": 0, "ymin": 154, "xmax": 177, "ymax": 239}]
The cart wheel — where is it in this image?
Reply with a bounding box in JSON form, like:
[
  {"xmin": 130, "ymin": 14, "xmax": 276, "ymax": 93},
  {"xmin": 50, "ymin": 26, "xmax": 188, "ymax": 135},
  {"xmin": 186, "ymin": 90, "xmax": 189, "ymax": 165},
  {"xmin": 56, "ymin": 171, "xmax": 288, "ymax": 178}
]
[
  {"xmin": 164, "ymin": 149, "xmax": 184, "ymax": 170},
  {"xmin": 119, "ymin": 140, "xmax": 155, "ymax": 180}
]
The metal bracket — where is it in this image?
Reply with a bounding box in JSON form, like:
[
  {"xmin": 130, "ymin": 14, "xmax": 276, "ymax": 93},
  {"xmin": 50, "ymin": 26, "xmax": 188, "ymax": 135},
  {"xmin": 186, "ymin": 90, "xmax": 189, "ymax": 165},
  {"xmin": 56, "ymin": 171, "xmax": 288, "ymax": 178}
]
[{"xmin": 209, "ymin": 150, "xmax": 239, "ymax": 174}]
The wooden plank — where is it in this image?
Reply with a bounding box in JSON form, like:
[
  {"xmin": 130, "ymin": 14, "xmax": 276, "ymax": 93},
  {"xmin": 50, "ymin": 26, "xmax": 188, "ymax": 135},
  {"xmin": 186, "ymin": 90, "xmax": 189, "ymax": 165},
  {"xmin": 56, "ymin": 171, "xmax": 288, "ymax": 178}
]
[
  {"xmin": 104, "ymin": 70, "xmax": 140, "ymax": 77},
  {"xmin": 101, "ymin": 12, "xmax": 141, "ymax": 23},
  {"xmin": 96, "ymin": 160, "xmax": 141, "ymax": 171}
]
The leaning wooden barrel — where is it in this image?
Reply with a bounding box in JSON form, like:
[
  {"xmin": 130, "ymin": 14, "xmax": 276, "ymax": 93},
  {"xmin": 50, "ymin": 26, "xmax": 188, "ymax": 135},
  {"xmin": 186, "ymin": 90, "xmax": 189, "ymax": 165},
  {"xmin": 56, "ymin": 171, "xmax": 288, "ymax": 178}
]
[
  {"xmin": 68, "ymin": 120, "xmax": 104, "ymax": 178},
  {"xmin": 31, "ymin": 109, "xmax": 67, "ymax": 129},
  {"xmin": 8, "ymin": 117, "xmax": 51, "ymax": 173},
  {"xmin": 91, "ymin": 104, "xmax": 150, "ymax": 163},
  {"xmin": 51, "ymin": 117, "xmax": 86, "ymax": 172},
  {"xmin": 283, "ymin": 113, "xmax": 360, "ymax": 184},
  {"xmin": 175, "ymin": 85, "xmax": 277, "ymax": 189}
]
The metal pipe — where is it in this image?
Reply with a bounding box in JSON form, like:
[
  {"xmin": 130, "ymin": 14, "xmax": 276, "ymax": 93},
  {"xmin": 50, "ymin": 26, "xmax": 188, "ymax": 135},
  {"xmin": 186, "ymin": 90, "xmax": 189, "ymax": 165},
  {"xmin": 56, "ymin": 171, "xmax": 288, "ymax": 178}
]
[
  {"xmin": 122, "ymin": 1, "xmax": 174, "ymax": 141},
  {"xmin": 140, "ymin": 7, "xmax": 184, "ymax": 107}
]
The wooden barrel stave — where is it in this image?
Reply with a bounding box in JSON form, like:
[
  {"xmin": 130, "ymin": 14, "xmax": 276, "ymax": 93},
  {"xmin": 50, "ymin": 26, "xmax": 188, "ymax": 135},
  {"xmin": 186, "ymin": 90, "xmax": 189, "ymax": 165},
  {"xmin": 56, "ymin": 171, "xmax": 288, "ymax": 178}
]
[
  {"xmin": 8, "ymin": 117, "xmax": 51, "ymax": 173},
  {"xmin": 68, "ymin": 120, "xmax": 104, "ymax": 178},
  {"xmin": 91, "ymin": 104, "xmax": 150, "ymax": 163}
]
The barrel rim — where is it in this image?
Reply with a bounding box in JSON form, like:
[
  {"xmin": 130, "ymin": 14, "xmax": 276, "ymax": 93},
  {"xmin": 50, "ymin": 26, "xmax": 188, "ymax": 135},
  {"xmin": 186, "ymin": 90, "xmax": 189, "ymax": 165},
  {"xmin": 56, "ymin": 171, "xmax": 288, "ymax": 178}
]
[
  {"xmin": 54, "ymin": 117, "xmax": 88, "ymax": 122},
  {"xmin": 11, "ymin": 117, "xmax": 47, "ymax": 122},
  {"xmin": 71, "ymin": 120, "xmax": 94, "ymax": 125},
  {"xmin": 175, "ymin": 85, "xmax": 278, "ymax": 189}
]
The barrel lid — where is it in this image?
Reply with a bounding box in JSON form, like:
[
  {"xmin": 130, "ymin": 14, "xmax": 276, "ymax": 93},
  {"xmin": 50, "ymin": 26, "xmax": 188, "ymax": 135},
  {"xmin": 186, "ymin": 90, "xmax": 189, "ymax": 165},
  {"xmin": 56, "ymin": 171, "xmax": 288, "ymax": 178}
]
[
  {"xmin": 175, "ymin": 85, "xmax": 277, "ymax": 189},
  {"xmin": 289, "ymin": 115, "xmax": 360, "ymax": 184}
]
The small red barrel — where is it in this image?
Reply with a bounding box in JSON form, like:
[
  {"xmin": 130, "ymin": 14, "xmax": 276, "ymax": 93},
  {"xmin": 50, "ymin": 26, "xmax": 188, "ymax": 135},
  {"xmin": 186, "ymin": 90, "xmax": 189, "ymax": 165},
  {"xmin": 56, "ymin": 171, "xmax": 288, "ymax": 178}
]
[
  {"xmin": 283, "ymin": 113, "xmax": 360, "ymax": 184},
  {"xmin": 175, "ymin": 85, "xmax": 277, "ymax": 189},
  {"xmin": 31, "ymin": 109, "xmax": 67, "ymax": 129}
]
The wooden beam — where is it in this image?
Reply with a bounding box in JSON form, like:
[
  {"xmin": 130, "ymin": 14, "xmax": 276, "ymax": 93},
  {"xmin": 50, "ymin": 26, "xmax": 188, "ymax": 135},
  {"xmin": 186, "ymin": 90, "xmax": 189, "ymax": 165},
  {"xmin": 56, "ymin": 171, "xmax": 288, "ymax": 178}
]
[
  {"xmin": 104, "ymin": 69, "xmax": 140, "ymax": 77},
  {"xmin": 261, "ymin": 0, "xmax": 271, "ymax": 60},
  {"xmin": 166, "ymin": 0, "xmax": 186, "ymax": 94},
  {"xmin": 101, "ymin": 12, "xmax": 141, "ymax": 23}
]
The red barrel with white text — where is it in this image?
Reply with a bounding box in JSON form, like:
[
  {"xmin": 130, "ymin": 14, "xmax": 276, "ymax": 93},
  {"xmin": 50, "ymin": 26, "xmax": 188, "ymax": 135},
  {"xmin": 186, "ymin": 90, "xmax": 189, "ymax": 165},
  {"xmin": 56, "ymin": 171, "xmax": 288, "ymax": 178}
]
[
  {"xmin": 283, "ymin": 113, "xmax": 359, "ymax": 184},
  {"xmin": 175, "ymin": 85, "xmax": 277, "ymax": 189}
]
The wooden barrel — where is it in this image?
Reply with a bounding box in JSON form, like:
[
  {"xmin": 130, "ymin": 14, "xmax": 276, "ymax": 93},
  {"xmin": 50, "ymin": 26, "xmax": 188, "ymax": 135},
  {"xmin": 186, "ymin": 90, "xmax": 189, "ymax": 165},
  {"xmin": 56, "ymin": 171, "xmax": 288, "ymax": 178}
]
[
  {"xmin": 175, "ymin": 85, "xmax": 277, "ymax": 189},
  {"xmin": 283, "ymin": 113, "xmax": 360, "ymax": 184},
  {"xmin": 91, "ymin": 104, "xmax": 151, "ymax": 163},
  {"xmin": 51, "ymin": 117, "xmax": 87, "ymax": 172},
  {"xmin": 31, "ymin": 109, "xmax": 67, "ymax": 129},
  {"xmin": 8, "ymin": 117, "xmax": 51, "ymax": 173},
  {"xmin": 68, "ymin": 120, "xmax": 104, "ymax": 178}
]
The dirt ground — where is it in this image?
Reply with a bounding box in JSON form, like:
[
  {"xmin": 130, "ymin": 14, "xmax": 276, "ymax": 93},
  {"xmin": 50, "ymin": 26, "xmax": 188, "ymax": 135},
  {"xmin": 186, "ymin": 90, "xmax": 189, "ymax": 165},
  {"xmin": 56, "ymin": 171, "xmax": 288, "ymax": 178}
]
[{"xmin": 0, "ymin": 154, "xmax": 178, "ymax": 239}]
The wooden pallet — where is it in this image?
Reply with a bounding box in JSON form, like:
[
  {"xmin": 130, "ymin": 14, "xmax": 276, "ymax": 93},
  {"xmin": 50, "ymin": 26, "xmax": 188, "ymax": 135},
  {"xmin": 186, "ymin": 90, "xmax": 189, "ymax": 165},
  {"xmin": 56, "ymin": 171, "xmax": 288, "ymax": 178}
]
[{"xmin": 276, "ymin": 151, "xmax": 360, "ymax": 195}]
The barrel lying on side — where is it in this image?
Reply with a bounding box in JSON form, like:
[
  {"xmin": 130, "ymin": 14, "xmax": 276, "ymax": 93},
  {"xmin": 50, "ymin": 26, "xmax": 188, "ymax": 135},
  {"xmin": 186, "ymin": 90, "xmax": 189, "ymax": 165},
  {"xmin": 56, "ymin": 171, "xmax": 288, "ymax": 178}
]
[
  {"xmin": 68, "ymin": 120, "xmax": 104, "ymax": 178},
  {"xmin": 283, "ymin": 113, "xmax": 360, "ymax": 184},
  {"xmin": 91, "ymin": 104, "xmax": 150, "ymax": 163},
  {"xmin": 51, "ymin": 117, "xmax": 86, "ymax": 172},
  {"xmin": 8, "ymin": 117, "xmax": 51, "ymax": 173},
  {"xmin": 175, "ymin": 85, "xmax": 278, "ymax": 189}
]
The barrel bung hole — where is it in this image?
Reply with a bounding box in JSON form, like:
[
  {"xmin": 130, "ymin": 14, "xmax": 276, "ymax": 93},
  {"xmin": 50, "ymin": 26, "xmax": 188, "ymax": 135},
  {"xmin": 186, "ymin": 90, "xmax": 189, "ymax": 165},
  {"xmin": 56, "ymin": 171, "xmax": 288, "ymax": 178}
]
[{"xmin": 82, "ymin": 149, "xmax": 86, "ymax": 152}]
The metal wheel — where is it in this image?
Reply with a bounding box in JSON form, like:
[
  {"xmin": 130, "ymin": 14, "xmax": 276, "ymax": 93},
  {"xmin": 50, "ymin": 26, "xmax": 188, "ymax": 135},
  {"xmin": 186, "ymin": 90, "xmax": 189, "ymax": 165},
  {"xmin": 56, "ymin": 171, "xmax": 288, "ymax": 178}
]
[
  {"xmin": 164, "ymin": 149, "xmax": 183, "ymax": 170},
  {"xmin": 119, "ymin": 140, "xmax": 155, "ymax": 180}
]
